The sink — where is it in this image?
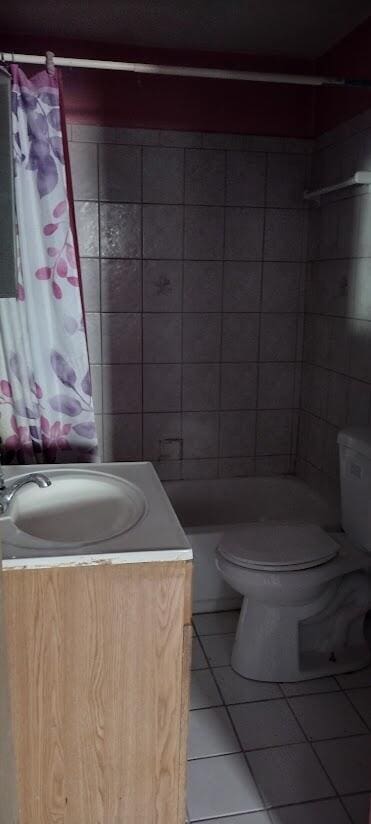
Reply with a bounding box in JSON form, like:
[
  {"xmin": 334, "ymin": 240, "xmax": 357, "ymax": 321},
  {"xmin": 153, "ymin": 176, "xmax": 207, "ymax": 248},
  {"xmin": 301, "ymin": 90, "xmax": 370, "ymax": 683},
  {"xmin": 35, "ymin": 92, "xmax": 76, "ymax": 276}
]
[{"xmin": 4, "ymin": 468, "xmax": 147, "ymax": 548}]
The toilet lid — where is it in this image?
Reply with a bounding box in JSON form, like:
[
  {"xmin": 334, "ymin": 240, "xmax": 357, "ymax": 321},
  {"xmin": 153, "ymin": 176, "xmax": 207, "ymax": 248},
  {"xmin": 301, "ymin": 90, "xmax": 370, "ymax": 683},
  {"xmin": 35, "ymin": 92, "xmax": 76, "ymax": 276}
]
[{"xmin": 218, "ymin": 524, "xmax": 339, "ymax": 571}]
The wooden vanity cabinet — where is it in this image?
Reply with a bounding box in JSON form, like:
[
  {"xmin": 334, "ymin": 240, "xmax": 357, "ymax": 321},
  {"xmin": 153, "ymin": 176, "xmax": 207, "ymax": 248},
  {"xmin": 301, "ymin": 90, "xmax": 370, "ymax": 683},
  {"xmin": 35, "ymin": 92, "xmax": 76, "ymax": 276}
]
[{"xmin": 2, "ymin": 557, "xmax": 192, "ymax": 824}]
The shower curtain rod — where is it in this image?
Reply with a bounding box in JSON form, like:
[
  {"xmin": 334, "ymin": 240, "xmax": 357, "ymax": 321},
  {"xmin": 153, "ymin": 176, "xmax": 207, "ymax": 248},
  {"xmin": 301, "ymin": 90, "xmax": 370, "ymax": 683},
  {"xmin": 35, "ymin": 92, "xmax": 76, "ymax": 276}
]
[{"xmin": 0, "ymin": 51, "xmax": 367, "ymax": 87}]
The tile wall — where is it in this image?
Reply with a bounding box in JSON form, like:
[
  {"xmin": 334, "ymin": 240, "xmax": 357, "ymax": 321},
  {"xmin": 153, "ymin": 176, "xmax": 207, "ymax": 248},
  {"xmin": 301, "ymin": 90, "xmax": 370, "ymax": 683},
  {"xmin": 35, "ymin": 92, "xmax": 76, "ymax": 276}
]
[
  {"xmin": 68, "ymin": 124, "xmax": 311, "ymax": 479},
  {"xmin": 297, "ymin": 108, "xmax": 371, "ymax": 496}
]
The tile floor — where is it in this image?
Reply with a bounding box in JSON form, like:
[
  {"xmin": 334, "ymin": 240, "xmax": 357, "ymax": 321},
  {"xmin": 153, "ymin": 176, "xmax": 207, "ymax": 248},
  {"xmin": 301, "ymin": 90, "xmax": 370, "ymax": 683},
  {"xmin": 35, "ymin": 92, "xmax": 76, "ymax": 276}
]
[{"xmin": 187, "ymin": 610, "xmax": 371, "ymax": 823}]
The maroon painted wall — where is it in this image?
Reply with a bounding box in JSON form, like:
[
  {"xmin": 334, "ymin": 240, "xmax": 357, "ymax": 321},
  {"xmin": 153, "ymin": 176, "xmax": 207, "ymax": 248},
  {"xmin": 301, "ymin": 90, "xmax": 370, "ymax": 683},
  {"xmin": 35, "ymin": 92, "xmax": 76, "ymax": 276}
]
[
  {"xmin": 316, "ymin": 17, "xmax": 371, "ymax": 134},
  {"xmin": 2, "ymin": 35, "xmax": 316, "ymax": 137},
  {"xmin": 3, "ymin": 18, "xmax": 371, "ymax": 138}
]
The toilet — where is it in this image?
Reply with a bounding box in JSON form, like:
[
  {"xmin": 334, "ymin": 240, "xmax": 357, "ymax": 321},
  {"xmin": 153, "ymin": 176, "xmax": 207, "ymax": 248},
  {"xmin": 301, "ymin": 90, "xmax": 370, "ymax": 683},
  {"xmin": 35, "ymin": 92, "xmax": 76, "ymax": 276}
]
[{"xmin": 216, "ymin": 426, "xmax": 371, "ymax": 682}]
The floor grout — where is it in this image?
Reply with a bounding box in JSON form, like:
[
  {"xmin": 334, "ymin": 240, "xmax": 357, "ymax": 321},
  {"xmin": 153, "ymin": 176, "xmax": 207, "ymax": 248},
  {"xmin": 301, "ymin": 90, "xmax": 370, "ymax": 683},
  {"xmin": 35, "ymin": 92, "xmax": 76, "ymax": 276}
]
[{"xmin": 189, "ymin": 611, "xmax": 371, "ymax": 823}]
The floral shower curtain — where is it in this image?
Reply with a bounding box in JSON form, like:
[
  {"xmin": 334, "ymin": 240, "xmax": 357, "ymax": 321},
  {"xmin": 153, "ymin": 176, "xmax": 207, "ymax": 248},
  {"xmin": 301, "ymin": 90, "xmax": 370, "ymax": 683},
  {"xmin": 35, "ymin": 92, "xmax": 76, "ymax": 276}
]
[{"xmin": 0, "ymin": 65, "xmax": 97, "ymax": 464}]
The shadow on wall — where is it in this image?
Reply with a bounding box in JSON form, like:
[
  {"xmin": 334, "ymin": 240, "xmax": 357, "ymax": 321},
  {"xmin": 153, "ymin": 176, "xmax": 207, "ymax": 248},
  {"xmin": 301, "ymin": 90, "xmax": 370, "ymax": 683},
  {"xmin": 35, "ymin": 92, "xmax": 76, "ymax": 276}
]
[
  {"xmin": 298, "ymin": 119, "xmax": 371, "ymax": 497},
  {"xmin": 72, "ymin": 126, "xmax": 310, "ymax": 478}
]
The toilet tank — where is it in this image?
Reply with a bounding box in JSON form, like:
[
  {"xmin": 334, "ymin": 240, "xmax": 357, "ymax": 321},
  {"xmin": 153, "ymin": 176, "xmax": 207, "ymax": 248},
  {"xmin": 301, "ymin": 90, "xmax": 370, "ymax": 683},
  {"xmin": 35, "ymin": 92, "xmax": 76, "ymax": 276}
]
[{"xmin": 338, "ymin": 426, "xmax": 371, "ymax": 552}]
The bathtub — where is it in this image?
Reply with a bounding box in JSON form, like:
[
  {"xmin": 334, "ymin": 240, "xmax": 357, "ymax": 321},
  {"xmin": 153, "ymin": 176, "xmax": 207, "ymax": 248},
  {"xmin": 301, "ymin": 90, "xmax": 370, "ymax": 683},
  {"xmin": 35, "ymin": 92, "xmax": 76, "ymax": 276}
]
[{"xmin": 164, "ymin": 476, "xmax": 341, "ymax": 613}]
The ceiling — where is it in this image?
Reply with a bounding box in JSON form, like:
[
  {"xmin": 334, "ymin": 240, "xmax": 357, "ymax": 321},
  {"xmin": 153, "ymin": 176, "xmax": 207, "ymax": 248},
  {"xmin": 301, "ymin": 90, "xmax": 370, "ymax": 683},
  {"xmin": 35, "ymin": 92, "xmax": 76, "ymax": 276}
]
[{"xmin": 2, "ymin": 0, "xmax": 371, "ymax": 59}]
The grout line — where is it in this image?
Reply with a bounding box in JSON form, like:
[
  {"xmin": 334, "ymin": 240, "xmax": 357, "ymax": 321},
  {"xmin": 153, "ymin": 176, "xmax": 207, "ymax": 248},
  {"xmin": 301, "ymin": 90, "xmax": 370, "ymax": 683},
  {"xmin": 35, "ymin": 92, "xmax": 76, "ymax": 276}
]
[
  {"xmin": 343, "ymin": 688, "xmax": 371, "ymax": 732},
  {"xmin": 216, "ymin": 149, "xmax": 228, "ymax": 479},
  {"xmin": 278, "ymin": 692, "xmax": 367, "ymax": 810},
  {"xmin": 253, "ymin": 152, "xmax": 268, "ymax": 472},
  {"xmin": 189, "ymin": 613, "xmax": 371, "ymax": 821},
  {"xmin": 140, "ymin": 145, "xmax": 144, "ymax": 460},
  {"xmin": 193, "ymin": 639, "xmax": 270, "ymax": 808},
  {"xmin": 74, "ymin": 198, "xmax": 309, "ymax": 211},
  {"xmin": 96, "ymin": 142, "xmax": 104, "ymax": 458},
  {"xmin": 180, "ymin": 146, "xmax": 186, "ymax": 475}
]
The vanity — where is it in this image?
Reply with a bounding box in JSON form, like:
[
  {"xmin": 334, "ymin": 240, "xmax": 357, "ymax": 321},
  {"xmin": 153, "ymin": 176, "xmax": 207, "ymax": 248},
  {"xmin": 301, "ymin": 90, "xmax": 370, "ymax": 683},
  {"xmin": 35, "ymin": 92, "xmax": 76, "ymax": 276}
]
[{"xmin": 0, "ymin": 462, "xmax": 193, "ymax": 824}]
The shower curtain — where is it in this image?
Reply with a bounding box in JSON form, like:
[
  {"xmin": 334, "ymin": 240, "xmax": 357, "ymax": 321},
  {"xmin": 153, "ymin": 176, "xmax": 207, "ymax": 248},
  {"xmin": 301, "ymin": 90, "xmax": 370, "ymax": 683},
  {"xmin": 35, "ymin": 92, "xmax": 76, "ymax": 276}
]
[{"xmin": 0, "ymin": 65, "xmax": 97, "ymax": 464}]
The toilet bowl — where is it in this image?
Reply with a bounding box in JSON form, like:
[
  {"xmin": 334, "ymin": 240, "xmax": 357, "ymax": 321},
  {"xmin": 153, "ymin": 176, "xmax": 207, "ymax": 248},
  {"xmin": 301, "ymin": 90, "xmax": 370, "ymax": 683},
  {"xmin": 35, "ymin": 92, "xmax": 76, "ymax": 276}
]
[{"xmin": 216, "ymin": 426, "xmax": 371, "ymax": 682}]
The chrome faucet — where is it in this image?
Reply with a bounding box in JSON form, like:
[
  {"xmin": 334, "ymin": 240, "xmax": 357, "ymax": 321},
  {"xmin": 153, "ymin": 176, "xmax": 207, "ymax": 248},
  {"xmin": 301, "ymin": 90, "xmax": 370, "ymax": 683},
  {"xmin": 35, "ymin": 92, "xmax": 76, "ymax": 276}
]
[{"xmin": 0, "ymin": 449, "xmax": 51, "ymax": 515}]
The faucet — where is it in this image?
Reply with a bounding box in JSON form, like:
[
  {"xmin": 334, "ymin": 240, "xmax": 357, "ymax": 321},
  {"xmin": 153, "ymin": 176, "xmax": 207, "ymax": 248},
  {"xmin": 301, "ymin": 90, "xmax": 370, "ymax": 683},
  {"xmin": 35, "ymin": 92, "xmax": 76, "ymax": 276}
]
[{"xmin": 0, "ymin": 446, "xmax": 51, "ymax": 514}]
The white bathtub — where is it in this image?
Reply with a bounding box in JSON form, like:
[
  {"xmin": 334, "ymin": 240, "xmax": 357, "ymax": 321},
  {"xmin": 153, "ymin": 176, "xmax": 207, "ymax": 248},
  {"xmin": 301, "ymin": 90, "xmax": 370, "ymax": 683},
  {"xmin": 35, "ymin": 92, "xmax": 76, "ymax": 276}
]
[{"xmin": 164, "ymin": 476, "xmax": 340, "ymax": 613}]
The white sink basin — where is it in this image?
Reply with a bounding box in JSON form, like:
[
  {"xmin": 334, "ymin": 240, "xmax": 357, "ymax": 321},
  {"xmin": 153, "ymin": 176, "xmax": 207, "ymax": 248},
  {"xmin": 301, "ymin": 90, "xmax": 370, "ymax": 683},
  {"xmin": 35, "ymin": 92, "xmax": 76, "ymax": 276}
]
[{"xmin": 5, "ymin": 468, "xmax": 147, "ymax": 548}]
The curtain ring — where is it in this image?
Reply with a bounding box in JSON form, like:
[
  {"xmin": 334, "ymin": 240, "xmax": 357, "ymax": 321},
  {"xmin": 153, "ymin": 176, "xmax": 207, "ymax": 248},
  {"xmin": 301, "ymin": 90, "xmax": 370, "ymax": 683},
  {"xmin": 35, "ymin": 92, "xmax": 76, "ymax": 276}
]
[{"xmin": 46, "ymin": 51, "xmax": 56, "ymax": 76}]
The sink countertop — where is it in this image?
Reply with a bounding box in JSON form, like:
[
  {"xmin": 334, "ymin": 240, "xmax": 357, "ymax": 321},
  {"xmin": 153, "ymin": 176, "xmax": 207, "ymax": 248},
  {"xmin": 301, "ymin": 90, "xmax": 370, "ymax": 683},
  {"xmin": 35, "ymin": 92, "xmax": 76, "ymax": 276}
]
[{"xmin": 1, "ymin": 462, "xmax": 192, "ymax": 568}]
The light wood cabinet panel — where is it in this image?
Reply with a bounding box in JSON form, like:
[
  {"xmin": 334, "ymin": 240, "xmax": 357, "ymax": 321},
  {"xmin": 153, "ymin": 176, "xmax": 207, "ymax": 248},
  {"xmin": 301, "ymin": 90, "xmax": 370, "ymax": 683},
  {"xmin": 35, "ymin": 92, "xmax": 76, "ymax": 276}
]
[
  {"xmin": 0, "ymin": 546, "xmax": 18, "ymax": 824},
  {"xmin": 3, "ymin": 559, "xmax": 192, "ymax": 824},
  {"xmin": 177, "ymin": 624, "xmax": 192, "ymax": 824}
]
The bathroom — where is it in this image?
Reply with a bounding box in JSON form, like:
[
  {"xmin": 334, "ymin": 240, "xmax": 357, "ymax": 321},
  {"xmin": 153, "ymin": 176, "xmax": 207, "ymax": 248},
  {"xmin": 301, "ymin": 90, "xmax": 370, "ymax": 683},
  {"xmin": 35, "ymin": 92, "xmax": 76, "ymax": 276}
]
[{"xmin": 1, "ymin": 2, "xmax": 371, "ymax": 823}]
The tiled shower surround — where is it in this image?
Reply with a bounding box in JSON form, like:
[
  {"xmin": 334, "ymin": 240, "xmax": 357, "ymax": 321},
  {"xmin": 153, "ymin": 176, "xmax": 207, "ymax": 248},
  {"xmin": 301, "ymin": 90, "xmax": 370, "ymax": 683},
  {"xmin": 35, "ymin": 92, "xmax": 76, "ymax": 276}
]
[
  {"xmin": 69, "ymin": 124, "xmax": 311, "ymax": 479},
  {"xmin": 297, "ymin": 108, "xmax": 371, "ymax": 496}
]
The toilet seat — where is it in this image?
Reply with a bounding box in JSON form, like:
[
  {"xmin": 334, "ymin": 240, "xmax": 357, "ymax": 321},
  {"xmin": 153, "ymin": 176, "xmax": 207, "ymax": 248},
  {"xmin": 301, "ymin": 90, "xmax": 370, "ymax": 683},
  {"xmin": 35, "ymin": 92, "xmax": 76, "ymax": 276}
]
[{"xmin": 218, "ymin": 523, "xmax": 339, "ymax": 571}]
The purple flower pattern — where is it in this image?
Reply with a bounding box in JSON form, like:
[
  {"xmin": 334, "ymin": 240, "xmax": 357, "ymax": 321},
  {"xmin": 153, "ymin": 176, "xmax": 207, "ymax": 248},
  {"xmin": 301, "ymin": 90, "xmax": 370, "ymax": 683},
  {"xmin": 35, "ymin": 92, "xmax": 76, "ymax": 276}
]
[{"xmin": 0, "ymin": 67, "xmax": 97, "ymax": 464}]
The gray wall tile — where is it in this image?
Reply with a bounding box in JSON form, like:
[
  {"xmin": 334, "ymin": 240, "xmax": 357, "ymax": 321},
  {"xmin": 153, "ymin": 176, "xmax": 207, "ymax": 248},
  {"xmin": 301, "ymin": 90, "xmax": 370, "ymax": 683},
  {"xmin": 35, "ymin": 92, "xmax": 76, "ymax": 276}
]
[
  {"xmin": 75, "ymin": 202, "xmax": 99, "ymax": 256},
  {"xmin": 182, "ymin": 364, "xmax": 220, "ymax": 411},
  {"xmin": 101, "ymin": 259, "xmax": 142, "ymax": 312},
  {"xmin": 71, "ymin": 124, "xmax": 324, "ymax": 476},
  {"xmin": 349, "ymin": 258, "xmax": 371, "ymax": 320},
  {"xmin": 85, "ymin": 313, "xmax": 101, "ymax": 363},
  {"xmin": 143, "ymin": 413, "xmax": 181, "ymax": 460},
  {"xmin": 70, "ymin": 142, "xmax": 98, "ymax": 200},
  {"xmin": 182, "ymin": 412, "xmax": 219, "ymax": 458},
  {"xmin": 303, "ymin": 315, "xmax": 331, "ymax": 369},
  {"xmin": 100, "ymin": 203, "xmax": 141, "ymax": 258},
  {"xmin": 264, "ymin": 209, "xmax": 305, "ymax": 261},
  {"xmin": 143, "ymin": 260, "xmax": 182, "ymax": 311},
  {"xmin": 223, "ymin": 262, "xmax": 261, "ymax": 312},
  {"xmin": 266, "ymin": 153, "xmax": 308, "ymax": 207},
  {"xmin": 115, "ymin": 127, "xmax": 160, "ymax": 145},
  {"xmin": 260, "ymin": 314, "xmax": 297, "ymax": 362},
  {"xmin": 143, "ymin": 205, "xmax": 183, "ymax": 258},
  {"xmin": 102, "ymin": 313, "xmax": 142, "ymax": 363},
  {"xmin": 202, "ymin": 132, "xmax": 250, "ymax": 150},
  {"xmin": 220, "ymin": 411, "xmax": 256, "ymax": 457},
  {"xmin": 143, "ymin": 313, "xmax": 181, "ymax": 362},
  {"xmin": 99, "ymin": 144, "xmax": 141, "ymax": 202},
  {"xmin": 256, "ymin": 455, "xmax": 292, "ymax": 475},
  {"xmin": 71, "ymin": 124, "xmax": 117, "ymax": 143},
  {"xmin": 143, "ymin": 364, "xmax": 181, "ymax": 411},
  {"xmin": 183, "ymin": 261, "xmax": 223, "ymax": 311},
  {"xmin": 256, "ymin": 410, "xmax": 293, "ymax": 455},
  {"xmin": 221, "ymin": 363, "xmax": 258, "ymax": 409},
  {"xmin": 184, "ymin": 206, "xmax": 224, "ymax": 260},
  {"xmin": 90, "ymin": 364, "xmax": 102, "ymax": 413},
  {"xmin": 219, "ymin": 457, "xmax": 255, "ymax": 477},
  {"xmin": 143, "ymin": 147, "xmax": 183, "ymax": 203},
  {"xmin": 258, "ymin": 363, "xmax": 295, "ymax": 409},
  {"xmin": 326, "ymin": 371, "xmax": 349, "ymax": 428},
  {"xmin": 81, "ymin": 258, "xmax": 100, "ymax": 312},
  {"xmin": 103, "ymin": 414, "xmax": 142, "ymax": 461},
  {"xmin": 185, "ymin": 149, "xmax": 225, "ymax": 205},
  {"xmin": 160, "ymin": 130, "xmax": 203, "ymax": 148},
  {"xmin": 183, "ymin": 314, "xmax": 221, "ymax": 362},
  {"xmin": 153, "ymin": 460, "xmax": 182, "ymax": 481},
  {"xmin": 95, "ymin": 414, "xmax": 103, "ymax": 458},
  {"xmin": 262, "ymin": 262, "xmax": 300, "ymax": 313},
  {"xmin": 222, "ymin": 314, "xmax": 259, "ymax": 361},
  {"xmin": 226, "ymin": 151, "xmax": 266, "ymax": 206},
  {"xmin": 347, "ymin": 379, "xmax": 371, "ymax": 425},
  {"xmin": 349, "ymin": 319, "xmax": 371, "ymax": 382},
  {"xmin": 328, "ymin": 317, "xmax": 351, "ymax": 374},
  {"xmin": 102, "ymin": 364, "xmax": 142, "ymax": 413},
  {"xmin": 301, "ymin": 365, "xmax": 328, "ymax": 418},
  {"xmin": 182, "ymin": 459, "xmax": 219, "ymax": 480},
  {"xmin": 225, "ymin": 207, "xmax": 264, "ymax": 260}
]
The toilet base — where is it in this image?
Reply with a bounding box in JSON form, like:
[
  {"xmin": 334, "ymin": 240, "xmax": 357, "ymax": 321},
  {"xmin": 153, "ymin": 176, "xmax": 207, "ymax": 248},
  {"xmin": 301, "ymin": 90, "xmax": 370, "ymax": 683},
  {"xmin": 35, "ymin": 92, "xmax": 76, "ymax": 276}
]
[
  {"xmin": 231, "ymin": 571, "xmax": 371, "ymax": 682},
  {"xmin": 232, "ymin": 634, "xmax": 370, "ymax": 682}
]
